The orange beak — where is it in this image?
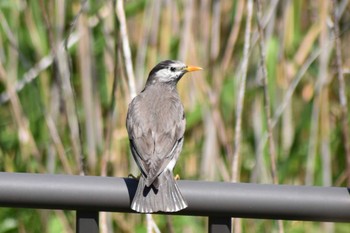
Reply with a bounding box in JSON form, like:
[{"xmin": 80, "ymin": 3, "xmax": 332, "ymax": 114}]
[{"xmin": 185, "ymin": 65, "xmax": 203, "ymax": 72}]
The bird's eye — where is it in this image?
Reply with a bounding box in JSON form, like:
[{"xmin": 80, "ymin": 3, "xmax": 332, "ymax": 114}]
[{"xmin": 170, "ymin": 67, "xmax": 176, "ymax": 72}]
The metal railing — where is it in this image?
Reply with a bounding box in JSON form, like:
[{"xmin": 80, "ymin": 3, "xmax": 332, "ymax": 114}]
[{"xmin": 0, "ymin": 172, "xmax": 350, "ymax": 232}]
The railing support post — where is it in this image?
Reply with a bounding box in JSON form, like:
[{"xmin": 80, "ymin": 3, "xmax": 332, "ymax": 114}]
[
  {"xmin": 76, "ymin": 211, "xmax": 99, "ymax": 233},
  {"xmin": 208, "ymin": 216, "xmax": 232, "ymax": 233}
]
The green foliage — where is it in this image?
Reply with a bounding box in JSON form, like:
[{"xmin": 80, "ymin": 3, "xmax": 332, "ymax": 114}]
[{"xmin": 48, "ymin": 215, "xmax": 64, "ymax": 233}]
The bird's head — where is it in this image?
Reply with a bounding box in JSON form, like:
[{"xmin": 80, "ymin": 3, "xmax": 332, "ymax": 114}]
[{"xmin": 145, "ymin": 60, "xmax": 202, "ymax": 86}]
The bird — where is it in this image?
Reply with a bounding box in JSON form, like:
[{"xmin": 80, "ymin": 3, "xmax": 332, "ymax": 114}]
[{"xmin": 126, "ymin": 60, "xmax": 202, "ymax": 213}]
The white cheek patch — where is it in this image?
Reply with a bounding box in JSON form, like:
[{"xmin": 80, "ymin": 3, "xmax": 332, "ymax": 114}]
[
  {"xmin": 156, "ymin": 69, "xmax": 176, "ymax": 82},
  {"xmin": 156, "ymin": 69, "xmax": 170, "ymax": 77}
]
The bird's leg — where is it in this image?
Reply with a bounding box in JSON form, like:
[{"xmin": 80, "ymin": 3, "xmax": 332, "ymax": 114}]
[
  {"xmin": 174, "ymin": 174, "xmax": 181, "ymax": 180},
  {"xmin": 128, "ymin": 173, "xmax": 141, "ymax": 180}
]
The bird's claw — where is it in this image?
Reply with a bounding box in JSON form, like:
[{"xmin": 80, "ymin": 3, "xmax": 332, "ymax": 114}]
[
  {"xmin": 128, "ymin": 174, "xmax": 140, "ymax": 180},
  {"xmin": 174, "ymin": 174, "xmax": 181, "ymax": 180}
]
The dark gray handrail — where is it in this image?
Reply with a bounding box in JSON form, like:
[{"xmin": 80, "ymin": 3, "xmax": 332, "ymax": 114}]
[{"xmin": 0, "ymin": 172, "xmax": 350, "ymax": 222}]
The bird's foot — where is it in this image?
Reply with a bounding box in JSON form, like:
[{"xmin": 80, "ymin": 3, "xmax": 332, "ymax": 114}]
[
  {"xmin": 128, "ymin": 174, "xmax": 140, "ymax": 180},
  {"xmin": 174, "ymin": 174, "xmax": 181, "ymax": 180}
]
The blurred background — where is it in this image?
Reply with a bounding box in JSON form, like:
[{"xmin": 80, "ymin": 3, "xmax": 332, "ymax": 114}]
[{"xmin": 1, "ymin": 0, "xmax": 350, "ymax": 232}]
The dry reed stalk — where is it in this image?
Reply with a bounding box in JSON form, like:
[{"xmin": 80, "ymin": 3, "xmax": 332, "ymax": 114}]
[
  {"xmin": 146, "ymin": 214, "xmax": 161, "ymax": 233},
  {"xmin": 116, "ymin": 0, "xmax": 139, "ymax": 176},
  {"xmin": 231, "ymin": 1, "xmax": 253, "ymax": 232},
  {"xmin": 178, "ymin": 0, "xmax": 194, "ymax": 61},
  {"xmin": 255, "ymin": 0, "xmax": 284, "ymax": 232},
  {"xmin": 199, "ymin": 0, "xmax": 210, "ymax": 66},
  {"xmin": 306, "ymin": 0, "xmax": 333, "ymax": 188},
  {"xmin": 166, "ymin": 215, "xmax": 175, "ymax": 233},
  {"xmin": 116, "ymin": 0, "xmax": 137, "ymax": 100},
  {"xmin": 54, "ymin": 210, "xmax": 74, "ymax": 233},
  {"xmin": 222, "ymin": 0, "xmax": 244, "ymax": 73},
  {"xmin": 0, "ymin": 60, "xmax": 40, "ymax": 160},
  {"xmin": 56, "ymin": 44, "xmax": 85, "ymax": 175},
  {"xmin": 251, "ymin": 98, "xmax": 269, "ymax": 183},
  {"xmin": 46, "ymin": 111, "xmax": 73, "ymax": 174},
  {"xmin": 201, "ymin": 108, "xmax": 219, "ymax": 180},
  {"xmin": 159, "ymin": 1, "xmax": 171, "ymax": 59},
  {"xmin": 331, "ymin": 0, "xmax": 350, "ymax": 186},
  {"xmin": 38, "ymin": 0, "xmax": 88, "ymax": 175},
  {"xmin": 318, "ymin": 5, "xmax": 334, "ymax": 233},
  {"xmin": 210, "ymin": 0, "xmax": 221, "ymax": 62},
  {"xmin": 258, "ymin": 48, "xmax": 322, "ymax": 164},
  {"xmin": 78, "ymin": 9, "xmax": 97, "ymax": 173},
  {"xmin": 306, "ymin": 95, "xmax": 320, "ymax": 186},
  {"xmin": 135, "ymin": 0, "xmax": 154, "ymax": 90},
  {"xmin": 57, "ymin": 0, "xmax": 88, "ymax": 175},
  {"xmin": 0, "ymin": 34, "xmax": 80, "ymax": 104},
  {"xmin": 314, "ymin": 5, "xmax": 334, "ymax": 232},
  {"xmin": 0, "ymin": 11, "xmax": 40, "ymax": 161},
  {"xmin": 232, "ymin": 0, "xmax": 253, "ymax": 183},
  {"xmin": 250, "ymin": 0, "xmax": 279, "ymax": 53},
  {"xmin": 101, "ymin": 0, "xmax": 119, "ymax": 178},
  {"xmin": 112, "ymin": 214, "xmax": 135, "ymax": 233},
  {"xmin": 100, "ymin": 3, "xmax": 120, "ymax": 232},
  {"xmin": 0, "ymin": 4, "xmax": 114, "ymax": 104}
]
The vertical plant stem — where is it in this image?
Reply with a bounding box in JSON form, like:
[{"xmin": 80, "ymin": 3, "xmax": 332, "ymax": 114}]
[
  {"xmin": 306, "ymin": 95, "xmax": 320, "ymax": 185},
  {"xmin": 101, "ymin": 0, "xmax": 120, "ymax": 178},
  {"xmin": 38, "ymin": 0, "xmax": 56, "ymax": 54},
  {"xmin": 331, "ymin": 0, "xmax": 350, "ymax": 186},
  {"xmin": 135, "ymin": 0, "xmax": 154, "ymax": 90},
  {"xmin": 305, "ymin": 2, "xmax": 332, "ymax": 187},
  {"xmin": 116, "ymin": 0, "xmax": 139, "ymax": 176},
  {"xmin": 318, "ymin": 0, "xmax": 332, "ymax": 188},
  {"xmin": 251, "ymin": 98, "xmax": 269, "ymax": 182},
  {"xmin": 54, "ymin": 210, "xmax": 74, "ymax": 233},
  {"xmin": 57, "ymin": 44, "xmax": 85, "ymax": 175},
  {"xmin": 166, "ymin": 215, "xmax": 175, "ymax": 233},
  {"xmin": 39, "ymin": 0, "xmax": 87, "ymax": 175},
  {"xmin": 257, "ymin": 48, "xmax": 322, "ymax": 157},
  {"xmin": 46, "ymin": 115, "xmax": 73, "ymax": 174},
  {"xmin": 146, "ymin": 214, "xmax": 161, "ymax": 233},
  {"xmin": 199, "ymin": 0, "xmax": 210, "ymax": 65},
  {"xmin": 231, "ymin": 1, "xmax": 253, "ymax": 232},
  {"xmin": 255, "ymin": 0, "xmax": 278, "ymax": 185},
  {"xmin": 255, "ymin": 0, "xmax": 284, "ymax": 232},
  {"xmin": 0, "ymin": 10, "xmax": 41, "ymax": 162},
  {"xmin": 116, "ymin": 0, "xmax": 137, "ymax": 99},
  {"xmin": 210, "ymin": 0, "xmax": 221, "ymax": 62},
  {"xmin": 201, "ymin": 108, "xmax": 219, "ymax": 180},
  {"xmin": 178, "ymin": 0, "xmax": 194, "ymax": 61},
  {"xmin": 59, "ymin": 1, "xmax": 88, "ymax": 175},
  {"xmin": 278, "ymin": 1, "xmax": 293, "ymax": 157},
  {"xmin": 100, "ymin": 4, "xmax": 120, "ymax": 231},
  {"xmin": 250, "ymin": 0, "xmax": 279, "ymax": 52},
  {"xmin": 222, "ymin": 0, "xmax": 244, "ymax": 73},
  {"xmin": 232, "ymin": 0, "xmax": 253, "ymax": 183},
  {"xmin": 78, "ymin": 7, "xmax": 97, "ymax": 173},
  {"xmin": 0, "ymin": 62, "xmax": 40, "ymax": 160}
]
